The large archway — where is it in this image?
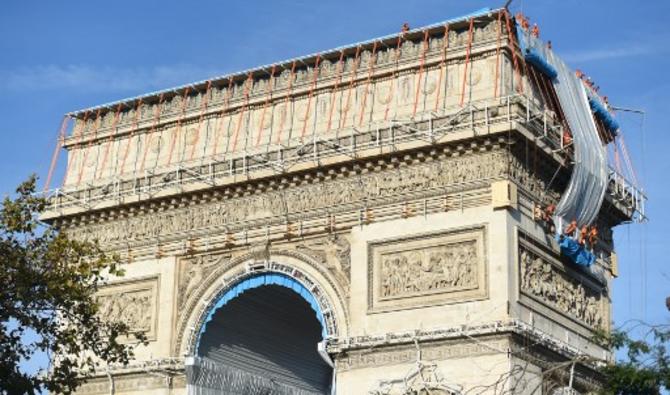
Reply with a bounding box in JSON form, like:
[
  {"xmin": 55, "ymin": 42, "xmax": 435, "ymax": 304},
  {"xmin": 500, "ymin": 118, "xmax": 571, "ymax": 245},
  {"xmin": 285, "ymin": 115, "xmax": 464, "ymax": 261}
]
[{"xmin": 186, "ymin": 273, "xmax": 333, "ymax": 395}]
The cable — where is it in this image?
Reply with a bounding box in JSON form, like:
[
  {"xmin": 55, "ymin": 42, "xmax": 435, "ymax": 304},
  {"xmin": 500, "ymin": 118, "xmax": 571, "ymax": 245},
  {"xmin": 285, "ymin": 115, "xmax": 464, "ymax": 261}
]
[{"xmin": 459, "ymin": 18, "xmax": 475, "ymax": 107}]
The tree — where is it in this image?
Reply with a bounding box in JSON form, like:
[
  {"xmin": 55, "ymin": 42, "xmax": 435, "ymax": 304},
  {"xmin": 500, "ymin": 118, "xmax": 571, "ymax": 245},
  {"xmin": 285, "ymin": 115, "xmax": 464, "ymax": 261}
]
[
  {"xmin": 0, "ymin": 176, "xmax": 145, "ymax": 394},
  {"xmin": 595, "ymin": 323, "xmax": 670, "ymax": 394}
]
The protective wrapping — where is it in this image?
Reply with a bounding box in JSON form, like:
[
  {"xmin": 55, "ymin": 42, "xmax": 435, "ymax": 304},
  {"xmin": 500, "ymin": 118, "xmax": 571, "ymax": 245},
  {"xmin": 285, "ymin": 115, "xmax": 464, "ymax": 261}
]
[{"xmin": 518, "ymin": 27, "xmax": 608, "ymax": 232}]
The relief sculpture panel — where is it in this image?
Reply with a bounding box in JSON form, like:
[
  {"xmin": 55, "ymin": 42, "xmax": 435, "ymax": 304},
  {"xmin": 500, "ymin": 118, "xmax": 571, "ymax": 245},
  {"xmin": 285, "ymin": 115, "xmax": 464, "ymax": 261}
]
[
  {"xmin": 95, "ymin": 276, "xmax": 159, "ymax": 340},
  {"xmin": 368, "ymin": 227, "xmax": 487, "ymax": 312},
  {"xmin": 519, "ymin": 242, "xmax": 605, "ymax": 329}
]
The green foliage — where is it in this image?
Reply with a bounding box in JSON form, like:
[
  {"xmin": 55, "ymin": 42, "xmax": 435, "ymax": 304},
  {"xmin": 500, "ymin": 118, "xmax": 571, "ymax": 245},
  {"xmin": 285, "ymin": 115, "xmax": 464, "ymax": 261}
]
[
  {"xmin": 594, "ymin": 323, "xmax": 670, "ymax": 394},
  {"xmin": 0, "ymin": 176, "xmax": 146, "ymax": 394}
]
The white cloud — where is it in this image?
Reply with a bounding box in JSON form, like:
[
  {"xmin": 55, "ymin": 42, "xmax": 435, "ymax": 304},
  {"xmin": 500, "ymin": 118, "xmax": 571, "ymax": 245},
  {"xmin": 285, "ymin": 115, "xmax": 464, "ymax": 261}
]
[
  {"xmin": 561, "ymin": 43, "xmax": 662, "ymax": 63},
  {"xmin": 0, "ymin": 64, "xmax": 223, "ymax": 93}
]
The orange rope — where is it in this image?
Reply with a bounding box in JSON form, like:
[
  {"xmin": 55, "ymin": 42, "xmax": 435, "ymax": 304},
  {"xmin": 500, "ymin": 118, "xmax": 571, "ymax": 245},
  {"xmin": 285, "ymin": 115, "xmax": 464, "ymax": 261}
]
[
  {"xmin": 231, "ymin": 73, "xmax": 253, "ymax": 152},
  {"xmin": 62, "ymin": 111, "xmax": 89, "ymax": 186},
  {"xmin": 188, "ymin": 81, "xmax": 213, "ymax": 160},
  {"xmin": 434, "ymin": 24, "xmax": 449, "ymax": 112},
  {"xmin": 339, "ymin": 46, "xmax": 361, "ymax": 129},
  {"xmin": 493, "ymin": 11, "xmax": 503, "ymax": 98},
  {"xmin": 326, "ymin": 51, "xmax": 345, "ymax": 132},
  {"xmin": 275, "ymin": 61, "xmax": 297, "ymax": 144},
  {"xmin": 76, "ymin": 108, "xmax": 102, "ymax": 186},
  {"xmin": 358, "ymin": 42, "xmax": 379, "ymax": 127},
  {"xmin": 413, "ymin": 31, "xmax": 430, "ymax": 117},
  {"xmin": 384, "ymin": 33, "xmax": 404, "ymax": 121},
  {"xmin": 459, "ymin": 18, "xmax": 474, "ymax": 107},
  {"xmin": 255, "ymin": 66, "xmax": 276, "ymax": 147},
  {"xmin": 503, "ymin": 10, "xmax": 524, "ymax": 94},
  {"xmin": 44, "ymin": 116, "xmax": 70, "ymax": 191},
  {"xmin": 95, "ymin": 103, "xmax": 123, "ymax": 179},
  {"xmin": 138, "ymin": 95, "xmax": 164, "ymax": 173},
  {"xmin": 213, "ymin": 79, "xmax": 235, "ymax": 156},
  {"xmin": 166, "ymin": 88, "xmax": 191, "ymax": 165},
  {"xmin": 119, "ymin": 99, "xmax": 144, "ymax": 174},
  {"xmin": 301, "ymin": 55, "xmax": 321, "ymax": 138}
]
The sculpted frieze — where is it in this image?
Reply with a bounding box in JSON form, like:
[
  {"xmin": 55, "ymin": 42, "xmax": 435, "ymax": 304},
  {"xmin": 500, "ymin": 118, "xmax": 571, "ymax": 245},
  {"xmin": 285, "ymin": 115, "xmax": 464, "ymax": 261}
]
[
  {"xmin": 95, "ymin": 276, "xmax": 159, "ymax": 340},
  {"xmin": 519, "ymin": 245, "xmax": 604, "ymax": 329},
  {"xmin": 177, "ymin": 253, "xmax": 231, "ymax": 310},
  {"xmin": 71, "ymin": 150, "xmax": 507, "ymax": 246},
  {"xmin": 369, "ymin": 227, "xmax": 487, "ymax": 312},
  {"xmin": 296, "ymin": 234, "xmax": 351, "ymax": 291}
]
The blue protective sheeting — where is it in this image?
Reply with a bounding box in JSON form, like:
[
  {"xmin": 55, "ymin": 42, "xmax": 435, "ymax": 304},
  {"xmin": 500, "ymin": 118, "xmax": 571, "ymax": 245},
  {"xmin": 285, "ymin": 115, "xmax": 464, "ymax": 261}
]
[
  {"xmin": 588, "ymin": 96, "xmax": 620, "ymax": 134},
  {"xmin": 196, "ymin": 273, "xmax": 327, "ymax": 354},
  {"xmin": 524, "ymin": 48, "xmax": 558, "ymax": 80},
  {"xmin": 556, "ymin": 235, "xmax": 596, "ymax": 267}
]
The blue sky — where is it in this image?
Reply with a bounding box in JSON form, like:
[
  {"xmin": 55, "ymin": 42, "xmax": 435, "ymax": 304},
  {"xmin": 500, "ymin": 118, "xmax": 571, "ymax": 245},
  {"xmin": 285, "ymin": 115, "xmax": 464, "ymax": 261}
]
[{"xmin": 2, "ymin": 0, "xmax": 668, "ymax": 372}]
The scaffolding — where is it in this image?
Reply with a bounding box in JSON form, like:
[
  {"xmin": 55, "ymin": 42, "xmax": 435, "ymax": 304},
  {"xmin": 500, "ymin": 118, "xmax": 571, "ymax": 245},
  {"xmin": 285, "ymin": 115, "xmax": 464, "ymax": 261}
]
[{"xmin": 39, "ymin": 93, "xmax": 646, "ymax": 223}]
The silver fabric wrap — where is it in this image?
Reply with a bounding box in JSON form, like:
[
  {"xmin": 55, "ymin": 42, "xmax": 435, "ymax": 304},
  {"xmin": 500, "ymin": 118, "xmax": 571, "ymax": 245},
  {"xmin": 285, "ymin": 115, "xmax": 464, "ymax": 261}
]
[
  {"xmin": 186, "ymin": 357, "xmax": 324, "ymax": 395},
  {"xmin": 523, "ymin": 33, "xmax": 608, "ymax": 232}
]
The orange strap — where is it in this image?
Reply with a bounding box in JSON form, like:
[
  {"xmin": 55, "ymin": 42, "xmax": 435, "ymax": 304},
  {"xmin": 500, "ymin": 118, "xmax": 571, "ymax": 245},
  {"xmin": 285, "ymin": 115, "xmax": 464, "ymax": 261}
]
[
  {"xmin": 255, "ymin": 66, "xmax": 276, "ymax": 147},
  {"xmin": 44, "ymin": 116, "xmax": 70, "ymax": 191},
  {"xmin": 339, "ymin": 46, "xmax": 361, "ymax": 129},
  {"xmin": 120, "ymin": 99, "xmax": 144, "ymax": 173},
  {"xmin": 503, "ymin": 10, "xmax": 524, "ymax": 94},
  {"xmin": 413, "ymin": 31, "xmax": 430, "ymax": 116},
  {"xmin": 384, "ymin": 33, "xmax": 404, "ymax": 121},
  {"xmin": 95, "ymin": 104, "xmax": 123, "ymax": 179},
  {"xmin": 231, "ymin": 73, "xmax": 254, "ymax": 152},
  {"xmin": 188, "ymin": 81, "xmax": 213, "ymax": 160},
  {"xmin": 493, "ymin": 11, "xmax": 503, "ymax": 98},
  {"xmin": 76, "ymin": 108, "xmax": 103, "ymax": 186},
  {"xmin": 62, "ymin": 111, "xmax": 89, "ymax": 186},
  {"xmin": 459, "ymin": 18, "xmax": 474, "ymax": 107},
  {"xmin": 434, "ymin": 24, "xmax": 449, "ymax": 112},
  {"xmin": 138, "ymin": 95, "xmax": 164, "ymax": 173},
  {"xmin": 166, "ymin": 87, "xmax": 191, "ymax": 165},
  {"xmin": 358, "ymin": 42, "xmax": 379, "ymax": 126},
  {"xmin": 326, "ymin": 51, "xmax": 345, "ymax": 132},
  {"xmin": 301, "ymin": 55, "xmax": 322, "ymax": 138},
  {"xmin": 275, "ymin": 61, "xmax": 297, "ymax": 144},
  {"xmin": 213, "ymin": 79, "xmax": 235, "ymax": 156}
]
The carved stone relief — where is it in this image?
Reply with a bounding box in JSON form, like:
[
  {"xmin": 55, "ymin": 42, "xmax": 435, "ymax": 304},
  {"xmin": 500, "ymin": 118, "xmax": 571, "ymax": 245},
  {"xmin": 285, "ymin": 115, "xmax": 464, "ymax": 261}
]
[
  {"xmin": 177, "ymin": 253, "xmax": 231, "ymax": 310},
  {"xmin": 296, "ymin": 234, "xmax": 351, "ymax": 292},
  {"xmin": 519, "ymin": 243, "xmax": 605, "ymax": 329},
  {"xmin": 72, "ymin": 150, "xmax": 508, "ymax": 246},
  {"xmin": 95, "ymin": 276, "xmax": 159, "ymax": 340},
  {"xmin": 368, "ymin": 227, "xmax": 487, "ymax": 312}
]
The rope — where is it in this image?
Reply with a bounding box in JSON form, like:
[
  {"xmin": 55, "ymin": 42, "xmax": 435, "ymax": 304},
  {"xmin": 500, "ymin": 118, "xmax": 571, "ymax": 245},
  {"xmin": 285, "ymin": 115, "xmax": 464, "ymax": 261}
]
[
  {"xmin": 325, "ymin": 51, "xmax": 345, "ymax": 132},
  {"xmin": 120, "ymin": 99, "xmax": 144, "ymax": 175},
  {"xmin": 255, "ymin": 66, "xmax": 276, "ymax": 147},
  {"xmin": 275, "ymin": 61, "xmax": 297, "ymax": 144},
  {"xmin": 413, "ymin": 31, "xmax": 430, "ymax": 117},
  {"xmin": 188, "ymin": 80, "xmax": 213, "ymax": 160},
  {"xmin": 212, "ymin": 78, "xmax": 235, "ymax": 157},
  {"xmin": 62, "ymin": 110, "xmax": 89, "ymax": 186},
  {"xmin": 493, "ymin": 12, "xmax": 503, "ymax": 98},
  {"xmin": 339, "ymin": 45, "xmax": 361, "ymax": 129},
  {"xmin": 76, "ymin": 108, "xmax": 102, "ymax": 186},
  {"xmin": 44, "ymin": 116, "xmax": 70, "ymax": 191},
  {"xmin": 95, "ymin": 103, "xmax": 123, "ymax": 179},
  {"xmin": 503, "ymin": 10, "xmax": 524, "ymax": 94},
  {"xmin": 301, "ymin": 54, "xmax": 321, "ymax": 138},
  {"xmin": 166, "ymin": 87, "xmax": 191, "ymax": 165},
  {"xmin": 138, "ymin": 94, "xmax": 165, "ymax": 173},
  {"xmin": 358, "ymin": 42, "xmax": 378, "ymax": 126},
  {"xmin": 433, "ymin": 24, "xmax": 449, "ymax": 112},
  {"xmin": 459, "ymin": 18, "xmax": 474, "ymax": 107},
  {"xmin": 618, "ymin": 133, "xmax": 640, "ymax": 187},
  {"xmin": 231, "ymin": 73, "xmax": 253, "ymax": 152},
  {"xmin": 384, "ymin": 32, "xmax": 404, "ymax": 121}
]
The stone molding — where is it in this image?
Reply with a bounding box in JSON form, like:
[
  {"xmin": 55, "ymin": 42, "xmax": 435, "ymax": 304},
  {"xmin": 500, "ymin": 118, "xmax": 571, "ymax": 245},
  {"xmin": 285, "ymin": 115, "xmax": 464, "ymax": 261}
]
[{"xmin": 367, "ymin": 226, "xmax": 487, "ymax": 312}]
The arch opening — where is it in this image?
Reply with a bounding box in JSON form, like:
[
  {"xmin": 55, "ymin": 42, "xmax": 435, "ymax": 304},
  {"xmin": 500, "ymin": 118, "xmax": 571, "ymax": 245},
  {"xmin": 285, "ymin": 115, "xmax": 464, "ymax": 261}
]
[{"xmin": 187, "ymin": 273, "xmax": 333, "ymax": 395}]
